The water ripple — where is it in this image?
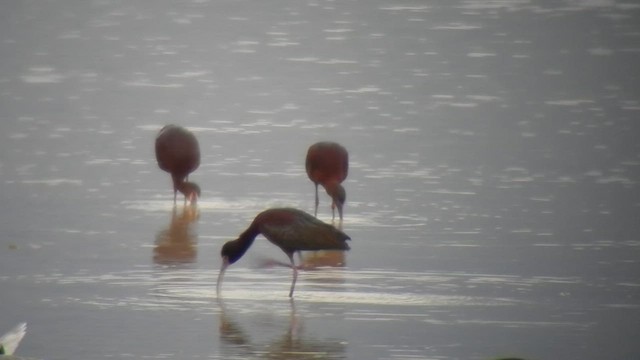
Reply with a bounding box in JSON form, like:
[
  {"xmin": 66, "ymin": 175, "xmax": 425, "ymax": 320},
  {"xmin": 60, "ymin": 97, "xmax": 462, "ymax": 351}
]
[{"xmin": 26, "ymin": 268, "xmax": 594, "ymax": 312}]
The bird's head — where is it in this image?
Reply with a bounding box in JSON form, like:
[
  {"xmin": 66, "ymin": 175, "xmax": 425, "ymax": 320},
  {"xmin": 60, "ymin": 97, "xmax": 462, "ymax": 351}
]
[
  {"xmin": 326, "ymin": 182, "xmax": 346, "ymax": 218},
  {"xmin": 325, "ymin": 182, "xmax": 345, "ymax": 204},
  {"xmin": 178, "ymin": 181, "xmax": 201, "ymax": 204},
  {"xmin": 221, "ymin": 239, "xmax": 247, "ymax": 265}
]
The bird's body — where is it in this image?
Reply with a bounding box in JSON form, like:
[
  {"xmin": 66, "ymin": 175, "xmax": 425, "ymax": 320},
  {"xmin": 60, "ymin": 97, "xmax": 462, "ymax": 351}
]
[
  {"xmin": 305, "ymin": 142, "xmax": 349, "ymax": 221},
  {"xmin": 217, "ymin": 208, "xmax": 350, "ymax": 297},
  {"xmin": 0, "ymin": 323, "xmax": 26, "ymax": 356},
  {"xmin": 155, "ymin": 125, "xmax": 201, "ymax": 204}
]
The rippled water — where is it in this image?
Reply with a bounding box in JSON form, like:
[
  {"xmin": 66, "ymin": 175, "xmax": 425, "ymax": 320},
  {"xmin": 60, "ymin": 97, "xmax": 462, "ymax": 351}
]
[{"xmin": 1, "ymin": 0, "xmax": 639, "ymax": 359}]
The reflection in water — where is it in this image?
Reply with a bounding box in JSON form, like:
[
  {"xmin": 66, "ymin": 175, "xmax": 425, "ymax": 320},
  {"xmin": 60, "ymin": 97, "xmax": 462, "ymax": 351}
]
[
  {"xmin": 332, "ymin": 218, "xmax": 344, "ymax": 231},
  {"xmin": 217, "ymin": 299, "xmax": 346, "ymax": 359},
  {"xmin": 256, "ymin": 249, "xmax": 347, "ymax": 287},
  {"xmin": 153, "ymin": 205, "xmax": 199, "ymax": 265},
  {"xmin": 301, "ymin": 250, "xmax": 346, "ymax": 269}
]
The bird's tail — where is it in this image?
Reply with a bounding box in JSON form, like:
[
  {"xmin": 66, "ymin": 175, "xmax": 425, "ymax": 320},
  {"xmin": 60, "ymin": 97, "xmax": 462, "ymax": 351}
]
[{"xmin": 0, "ymin": 322, "xmax": 27, "ymax": 355}]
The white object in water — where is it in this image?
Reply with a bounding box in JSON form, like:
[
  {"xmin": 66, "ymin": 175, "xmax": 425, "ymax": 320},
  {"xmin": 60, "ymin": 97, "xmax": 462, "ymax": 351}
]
[{"xmin": 0, "ymin": 323, "xmax": 27, "ymax": 355}]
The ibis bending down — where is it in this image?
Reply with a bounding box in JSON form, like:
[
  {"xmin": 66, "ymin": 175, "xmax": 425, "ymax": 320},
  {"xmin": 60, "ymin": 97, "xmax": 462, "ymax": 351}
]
[
  {"xmin": 155, "ymin": 124, "xmax": 201, "ymax": 204},
  {"xmin": 217, "ymin": 208, "xmax": 351, "ymax": 297},
  {"xmin": 305, "ymin": 141, "xmax": 349, "ymax": 221}
]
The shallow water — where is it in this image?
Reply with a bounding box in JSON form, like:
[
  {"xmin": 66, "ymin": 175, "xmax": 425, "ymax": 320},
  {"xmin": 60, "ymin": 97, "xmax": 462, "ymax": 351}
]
[{"xmin": 1, "ymin": 0, "xmax": 639, "ymax": 359}]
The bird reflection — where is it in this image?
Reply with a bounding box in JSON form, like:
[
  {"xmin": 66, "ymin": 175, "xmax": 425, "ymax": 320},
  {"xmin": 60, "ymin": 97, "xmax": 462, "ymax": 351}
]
[
  {"xmin": 217, "ymin": 299, "xmax": 346, "ymax": 359},
  {"xmin": 153, "ymin": 205, "xmax": 199, "ymax": 265},
  {"xmin": 217, "ymin": 299, "xmax": 253, "ymax": 358},
  {"xmin": 255, "ymin": 250, "xmax": 347, "ymax": 289},
  {"xmin": 303, "ymin": 219, "xmax": 346, "ymax": 270},
  {"xmin": 301, "ymin": 250, "xmax": 346, "ymax": 269}
]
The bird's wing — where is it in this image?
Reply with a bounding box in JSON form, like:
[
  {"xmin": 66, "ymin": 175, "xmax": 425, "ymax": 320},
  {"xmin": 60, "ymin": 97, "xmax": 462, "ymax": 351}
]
[
  {"xmin": 0, "ymin": 322, "xmax": 26, "ymax": 355},
  {"xmin": 261, "ymin": 214, "xmax": 350, "ymax": 253}
]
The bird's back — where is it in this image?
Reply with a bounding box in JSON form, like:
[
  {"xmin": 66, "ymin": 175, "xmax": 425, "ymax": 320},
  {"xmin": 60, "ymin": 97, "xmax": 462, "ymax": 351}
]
[
  {"xmin": 305, "ymin": 142, "xmax": 348, "ymax": 184},
  {"xmin": 155, "ymin": 125, "xmax": 201, "ymax": 176},
  {"xmin": 256, "ymin": 208, "xmax": 350, "ymax": 253}
]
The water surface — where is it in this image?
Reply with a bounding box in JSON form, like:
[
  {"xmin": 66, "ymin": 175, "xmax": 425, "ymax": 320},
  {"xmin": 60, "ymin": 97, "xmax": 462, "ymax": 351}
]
[{"xmin": 1, "ymin": 0, "xmax": 639, "ymax": 359}]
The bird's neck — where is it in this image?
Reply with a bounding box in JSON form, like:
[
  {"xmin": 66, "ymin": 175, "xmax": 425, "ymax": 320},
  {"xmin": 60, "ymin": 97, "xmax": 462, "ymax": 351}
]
[
  {"xmin": 228, "ymin": 224, "xmax": 261, "ymax": 262},
  {"xmin": 324, "ymin": 181, "xmax": 345, "ymax": 201},
  {"xmin": 238, "ymin": 223, "xmax": 260, "ymax": 245},
  {"xmin": 176, "ymin": 180, "xmax": 197, "ymax": 195}
]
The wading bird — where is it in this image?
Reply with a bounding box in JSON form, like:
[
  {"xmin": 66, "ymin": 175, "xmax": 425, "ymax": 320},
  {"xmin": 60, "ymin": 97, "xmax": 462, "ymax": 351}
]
[
  {"xmin": 217, "ymin": 208, "xmax": 351, "ymax": 297},
  {"xmin": 0, "ymin": 322, "xmax": 26, "ymax": 356},
  {"xmin": 155, "ymin": 124, "xmax": 201, "ymax": 204},
  {"xmin": 305, "ymin": 142, "xmax": 348, "ymax": 222}
]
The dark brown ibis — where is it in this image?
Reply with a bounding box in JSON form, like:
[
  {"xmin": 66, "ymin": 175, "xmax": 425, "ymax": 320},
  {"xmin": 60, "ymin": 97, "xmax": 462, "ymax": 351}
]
[
  {"xmin": 155, "ymin": 124, "xmax": 201, "ymax": 204},
  {"xmin": 305, "ymin": 141, "xmax": 349, "ymax": 221},
  {"xmin": 217, "ymin": 207, "xmax": 351, "ymax": 297}
]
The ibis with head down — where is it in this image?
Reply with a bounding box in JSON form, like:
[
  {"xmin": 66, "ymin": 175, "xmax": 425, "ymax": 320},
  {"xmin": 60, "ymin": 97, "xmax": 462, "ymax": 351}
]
[
  {"xmin": 155, "ymin": 124, "xmax": 201, "ymax": 204},
  {"xmin": 217, "ymin": 207, "xmax": 351, "ymax": 297}
]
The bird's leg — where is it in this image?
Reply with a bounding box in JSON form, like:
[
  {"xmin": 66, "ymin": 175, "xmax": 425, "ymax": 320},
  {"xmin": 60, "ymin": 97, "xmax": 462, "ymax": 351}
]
[
  {"xmin": 172, "ymin": 176, "xmax": 179, "ymax": 205},
  {"xmin": 288, "ymin": 253, "xmax": 298, "ymax": 298},
  {"xmin": 314, "ymin": 184, "xmax": 319, "ymax": 217},
  {"xmin": 289, "ymin": 298, "xmax": 301, "ymax": 338},
  {"xmin": 184, "ymin": 176, "xmax": 190, "ymax": 205},
  {"xmin": 331, "ymin": 200, "xmax": 336, "ymax": 221}
]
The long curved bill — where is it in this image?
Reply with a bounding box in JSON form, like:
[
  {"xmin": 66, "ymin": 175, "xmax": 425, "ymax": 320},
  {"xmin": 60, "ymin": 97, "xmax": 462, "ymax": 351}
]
[{"xmin": 216, "ymin": 256, "xmax": 230, "ymax": 297}]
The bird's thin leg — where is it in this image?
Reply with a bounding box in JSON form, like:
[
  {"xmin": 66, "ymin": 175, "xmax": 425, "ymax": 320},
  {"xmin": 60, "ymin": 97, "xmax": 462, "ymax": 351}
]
[
  {"xmin": 289, "ymin": 297, "xmax": 301, "ymax": 338},
  {"xmin": 314, "ymin": 184, "xmax": 319, "ymax": 217},
  {"xmin": 288, "ymin": 253, "xmax": 298, "ymax": 298},
  {"xmin": 331, "ymin": 201, "xmax": 336, "ymax": 221},
  {"xmin": 172, "ymin": 176, "xmax": 179, "ymax": 205}
]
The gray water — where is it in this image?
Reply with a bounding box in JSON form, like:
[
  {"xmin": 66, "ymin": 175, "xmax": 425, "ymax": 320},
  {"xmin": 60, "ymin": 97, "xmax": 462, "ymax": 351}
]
[{"xmin": 1, "ymin": 0, "xmax": 639, "ymax": 359}]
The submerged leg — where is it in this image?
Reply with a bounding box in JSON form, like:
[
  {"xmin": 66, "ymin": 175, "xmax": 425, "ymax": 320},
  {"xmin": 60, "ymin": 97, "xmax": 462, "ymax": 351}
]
[{"xmin": 288, "ymin": 253, "xmax": 298, "ymax": 298}]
